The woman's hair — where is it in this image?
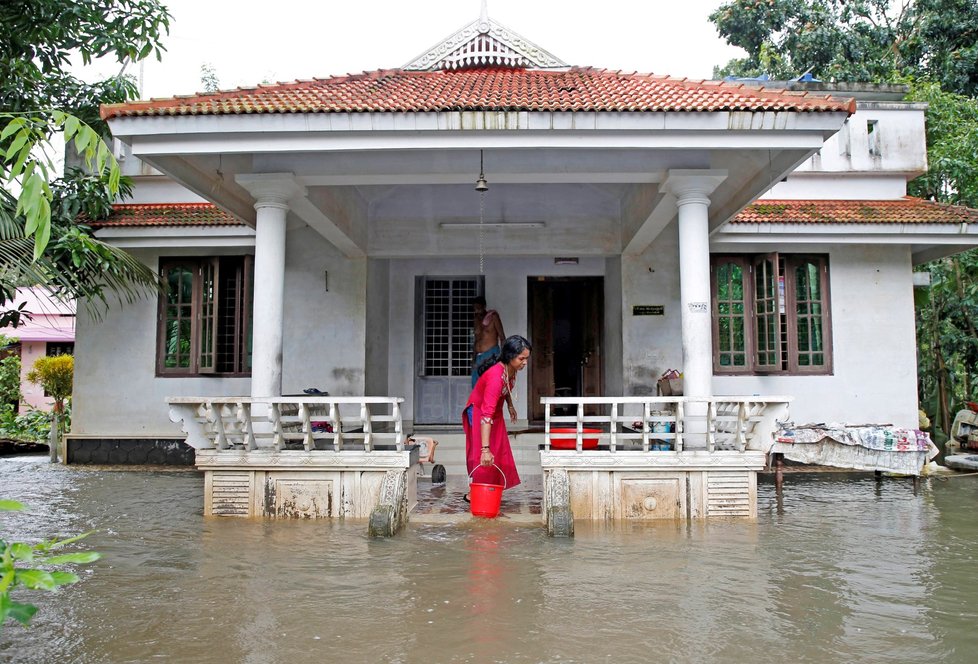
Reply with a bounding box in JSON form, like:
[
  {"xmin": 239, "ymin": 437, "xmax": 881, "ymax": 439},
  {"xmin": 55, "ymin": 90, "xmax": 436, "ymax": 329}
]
[{"xmin": 500, "ymin": 335, "xmax": 532, "ymax": 364}]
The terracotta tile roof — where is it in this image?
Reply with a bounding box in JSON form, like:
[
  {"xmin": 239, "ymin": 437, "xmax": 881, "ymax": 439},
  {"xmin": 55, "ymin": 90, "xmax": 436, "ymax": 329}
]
[
  {"xmin": 86, "ymin": 203, "xmax": 243, "ymax": 228},
  {"xmin": 733, "ymin": 198, "xmax": 978, "ymax": 225},
  {"xmin": 101, "ymin": 67, "xmax": 855, "ymax": 120}
]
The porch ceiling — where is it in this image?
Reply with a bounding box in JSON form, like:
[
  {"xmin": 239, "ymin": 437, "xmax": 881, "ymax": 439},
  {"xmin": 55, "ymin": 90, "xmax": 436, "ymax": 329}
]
[{"xmin": 127, "ymin": 127, "xmax": 834, "ymax": 259}]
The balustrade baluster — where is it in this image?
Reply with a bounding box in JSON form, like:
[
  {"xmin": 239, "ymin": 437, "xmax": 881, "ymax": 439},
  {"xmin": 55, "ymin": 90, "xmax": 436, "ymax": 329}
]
[
  {"xmin": 271, "ymin": 403, "xmax": 284, "ymax": 450},
  {"xmin": 361, "ymin": 402, "xmax": 372, "ymax": 452},
  {"xmin": 610, "ymin": 402, "xmax": 618, "ymax": 452}
]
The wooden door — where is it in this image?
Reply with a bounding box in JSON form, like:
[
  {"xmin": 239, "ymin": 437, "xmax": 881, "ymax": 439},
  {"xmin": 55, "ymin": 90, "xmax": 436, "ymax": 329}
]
[{"xmin": 528, "ymin": 277, "xmax": 603, "ymax": 422}]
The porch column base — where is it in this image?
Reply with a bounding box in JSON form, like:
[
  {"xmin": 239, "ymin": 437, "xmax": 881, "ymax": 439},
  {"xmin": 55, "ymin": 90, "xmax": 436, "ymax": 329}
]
[
  {"xmin": 368, "ymin": 469, "xmax": 409, "ymax": 537},
  {"xmin": 545, "ymin": 468, "xmax": 574, "ymax": 537}
]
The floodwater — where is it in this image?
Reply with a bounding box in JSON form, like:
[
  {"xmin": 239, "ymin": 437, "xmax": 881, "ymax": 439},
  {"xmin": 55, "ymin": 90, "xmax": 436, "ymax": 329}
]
[{"xmin": 2, "ymin": 457, "xmax": 978, "ymax": 664}]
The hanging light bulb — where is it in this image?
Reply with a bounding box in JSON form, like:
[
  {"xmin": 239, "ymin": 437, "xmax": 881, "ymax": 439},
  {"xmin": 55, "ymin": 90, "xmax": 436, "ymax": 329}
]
[
  {"xmin": 475, "ymin": 149, "xmax": 489, "ymax": 192},
  {"xmin": 476, "ymin": 149, "xmax": 487, "ymax": 274}
]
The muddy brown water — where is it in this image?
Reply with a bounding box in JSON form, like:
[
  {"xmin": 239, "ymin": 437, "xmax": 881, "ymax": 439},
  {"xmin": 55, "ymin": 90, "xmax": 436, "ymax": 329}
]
[{"xmin": 2, "ymin": 455, "xmax": 978, "ymax": 663}]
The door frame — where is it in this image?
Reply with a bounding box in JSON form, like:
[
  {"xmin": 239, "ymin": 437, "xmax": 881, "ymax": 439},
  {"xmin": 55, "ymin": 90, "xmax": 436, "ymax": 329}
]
[{"xmin": 527, "ymin": 276, "xmax": 604, "ymax": 423}]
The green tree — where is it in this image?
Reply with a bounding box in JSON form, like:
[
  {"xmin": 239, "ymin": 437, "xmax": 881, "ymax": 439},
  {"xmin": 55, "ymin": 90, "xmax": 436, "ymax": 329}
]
[
  {"xmin": 0, "ymin": 338, "xmax": 21, "ymax": 410},
  {"xmin": 26, "ymin": 354, "xmax": 72, "ymax": 462},
  {"xmin": 200, "ymin": 63, "xmax": 220, "ymax": 93},
  {"xmin": 709, "ymin": 0, "xmax": 978, "ymax": 96},
  {"xmin": 0, "ymin": 1, "xmax": 171, "ymax": 324},
  {"xmin": 905, "ymin": 83, "xmax": 978, "ymax": 434},
  {"xmin": 710, "ymin": 1, "xmax": 978, "ymax": 437}
]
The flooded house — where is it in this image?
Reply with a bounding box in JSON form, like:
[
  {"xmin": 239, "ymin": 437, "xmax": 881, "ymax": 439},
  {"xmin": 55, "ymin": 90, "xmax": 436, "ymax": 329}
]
[{"xmin": 67, "ymin": 8, "xmax": 978, "ymax": 529}]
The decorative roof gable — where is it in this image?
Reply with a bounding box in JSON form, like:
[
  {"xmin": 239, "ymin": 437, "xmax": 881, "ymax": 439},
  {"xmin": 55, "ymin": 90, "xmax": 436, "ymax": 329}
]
[{"xmin": 403, "ymin": 3, "xmax": 565, "ymax": 71}]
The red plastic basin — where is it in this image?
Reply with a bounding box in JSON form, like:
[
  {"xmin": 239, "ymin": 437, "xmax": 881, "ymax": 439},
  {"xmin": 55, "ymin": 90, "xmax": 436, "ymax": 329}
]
[{"xmin": 549, "ymin": 427, "xmax": 601, "ymax": 450}]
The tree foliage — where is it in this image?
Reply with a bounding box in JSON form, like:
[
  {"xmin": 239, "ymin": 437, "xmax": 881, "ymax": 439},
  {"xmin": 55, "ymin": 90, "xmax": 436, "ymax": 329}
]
[
  {"xmin": 710, "ymin": 1, "xmax": 978, "ymax": 436},
  {"xmin": 906, "ymin": 81, "xmax": 978, "ymax": 208},
  {"xmin": 0, "ymin": 498, "xmax": 100, "ymax": 629},
  {"xmin": 710, "ymin": 0, "xmax": 978, "ymax": 97},
  {"xmin": 0, "ymin": 1, "xmax": 171, "ymax": 323},
  {"xmin": 26, "ymin": 355, "xmax": 73, "ymax": 407},
  {"xmin": 0, "ymin": 0, "xmax": 172, "ymax": 131}
]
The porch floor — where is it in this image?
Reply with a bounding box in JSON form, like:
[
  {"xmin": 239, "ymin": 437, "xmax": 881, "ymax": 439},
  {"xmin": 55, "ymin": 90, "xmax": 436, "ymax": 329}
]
[{"xmin": 410, "ymin": 473, "xmax": 543, "ymax": 525}]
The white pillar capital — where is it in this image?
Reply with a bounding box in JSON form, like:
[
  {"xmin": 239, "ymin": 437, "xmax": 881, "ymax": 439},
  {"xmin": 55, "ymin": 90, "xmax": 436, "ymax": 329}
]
[
  {"xmin": 235, "ymin": 173, "xmax": 306, "ymax": 210},
  {"xmin": 661, "ymin": 169, "xmax": 728, "ymax": 207}
]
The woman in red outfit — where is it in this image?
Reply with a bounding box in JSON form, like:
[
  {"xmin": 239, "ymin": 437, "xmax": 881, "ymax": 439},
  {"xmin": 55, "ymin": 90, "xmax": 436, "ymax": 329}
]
[{"xmin": 463, "ymin": 335, "xmax": 531, "ymax": 494}]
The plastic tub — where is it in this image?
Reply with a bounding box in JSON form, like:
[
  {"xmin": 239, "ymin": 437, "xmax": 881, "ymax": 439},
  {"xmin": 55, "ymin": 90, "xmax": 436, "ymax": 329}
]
[{"xmin": 549, "ymin": 428, "xmax": 601, "ymax": 450}]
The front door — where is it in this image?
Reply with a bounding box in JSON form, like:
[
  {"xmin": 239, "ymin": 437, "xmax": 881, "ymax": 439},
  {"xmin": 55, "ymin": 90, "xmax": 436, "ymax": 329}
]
[
  {"xmin": 528, "ymin": 277, "xmax": 603, "ymax": 422},
  {"xmin": 414, "ymin": 276, "xmax": 483, "ymax": 425}
]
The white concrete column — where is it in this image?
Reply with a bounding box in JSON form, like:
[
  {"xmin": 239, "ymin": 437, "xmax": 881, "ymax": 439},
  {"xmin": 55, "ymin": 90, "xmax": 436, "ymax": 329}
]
[
  {"xmin": 662, "ymin": 170, "xmax": 727, "ymax": 398},
  {"xmin": 236, "ymin": 174, "xmax": 305, "ymax": 398}
]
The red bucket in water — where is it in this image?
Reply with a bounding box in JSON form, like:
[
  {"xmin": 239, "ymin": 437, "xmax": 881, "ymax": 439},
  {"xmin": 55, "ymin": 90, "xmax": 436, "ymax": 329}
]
[{"xmin": 469, "ymin": 464, "xmax": 507, "ymax": 518}]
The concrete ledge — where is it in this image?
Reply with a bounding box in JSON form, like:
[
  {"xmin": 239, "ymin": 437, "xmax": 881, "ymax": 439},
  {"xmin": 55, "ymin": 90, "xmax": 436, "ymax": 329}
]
[
  {"xmin": 541, "ymin": 451, "xmax": 764, "ymax": 520},
  {"xmin": 197, "ymin": 449, "xmax": 418, "ymax": 519}
]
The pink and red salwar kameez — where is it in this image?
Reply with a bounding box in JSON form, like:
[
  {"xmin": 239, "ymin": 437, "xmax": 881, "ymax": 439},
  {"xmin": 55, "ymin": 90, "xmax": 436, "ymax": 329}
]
[{"xmin": 462, "ymin": 362, "xmax": 521, "ymax": 490}]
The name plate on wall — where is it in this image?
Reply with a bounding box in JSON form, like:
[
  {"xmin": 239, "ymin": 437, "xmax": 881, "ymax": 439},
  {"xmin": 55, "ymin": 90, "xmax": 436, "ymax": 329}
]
[{"xmin": 632, "ymin": 305, "xmax": 664, "ymax": 316}]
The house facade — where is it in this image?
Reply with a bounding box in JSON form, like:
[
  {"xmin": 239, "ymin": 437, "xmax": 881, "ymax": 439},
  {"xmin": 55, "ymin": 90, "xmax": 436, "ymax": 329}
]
[
  {"xmin": 67, "ymin": 13, "xmax": 978, "ymax": 480},
  {"xmin": 0, "ymin": 288, "xmax": 75, "ymax": 412}
]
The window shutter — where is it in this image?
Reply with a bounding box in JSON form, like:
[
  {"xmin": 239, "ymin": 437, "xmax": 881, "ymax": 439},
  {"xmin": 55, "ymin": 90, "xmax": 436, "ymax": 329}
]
[
  {"xmin": 711, "ymin": 256, "xmax": 750, "ymax": 372},
  {"xmin": 197, "ymin": 257, "xmax": 220, "ymax": 374},
  {"xmin": 752, "ymin": 252, "xmax": 782, "ymax": 371}
]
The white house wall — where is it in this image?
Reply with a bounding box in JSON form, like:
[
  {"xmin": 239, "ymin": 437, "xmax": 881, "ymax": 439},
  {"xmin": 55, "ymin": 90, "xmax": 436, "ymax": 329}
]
[
  {"xmin": 385, "ymin": 255, "xmax": 612, "ymax": 421},
  {"xmin": 792, "ymin": 103, "xmax": 927, "ymax": 176},
  {"xmin": 73, "ymin": 228, "xmax": 367, "ymax": 437},
  {"xmin": 621, "ymin": 224, "xmax": 684, "ymax": 395},
  {"xmin": 365, "ymin": 258, "xmax": 391, "ymax": 397},
  {"xmin": 72, "ymin": 249, "xmax": 250, "ymax": 437},
  {"xmin": 713, "ymin": 244, "xmax": 918, "ymax": 428},
  {"xmin": 765, "ymin": 173, "xmax": 908, "ymax": 201},
  {"xmin": 280, "ymin": 225, "xmax": 367, "ymax": 397}
]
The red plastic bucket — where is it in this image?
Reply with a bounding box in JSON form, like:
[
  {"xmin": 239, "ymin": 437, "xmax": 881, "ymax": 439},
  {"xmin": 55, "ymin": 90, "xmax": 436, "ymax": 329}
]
[{"xmin": 469, "ymin": 464, "xmax": 507, "ymax": 518}]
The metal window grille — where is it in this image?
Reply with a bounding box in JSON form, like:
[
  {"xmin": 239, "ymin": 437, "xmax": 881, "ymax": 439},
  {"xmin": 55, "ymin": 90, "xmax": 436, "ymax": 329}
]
[{"xmin": 423, "ymin": 278, "xmax": 478, "ymax": 377}]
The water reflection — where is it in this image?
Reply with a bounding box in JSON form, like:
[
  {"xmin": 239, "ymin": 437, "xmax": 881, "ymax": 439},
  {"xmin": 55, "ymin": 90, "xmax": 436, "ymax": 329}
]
[{"xmin": 2, "ymin": 457, "xmax": 978, "ymax": 663}]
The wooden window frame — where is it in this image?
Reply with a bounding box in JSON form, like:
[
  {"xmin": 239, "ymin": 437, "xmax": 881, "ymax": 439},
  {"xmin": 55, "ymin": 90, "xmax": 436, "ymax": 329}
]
[
  {"xmin": 711, "ymin": 253, "xmax": 832, "ymax": 376},
  {"xmin": 156, "ymin": 256, "xmax": 253, "ymax": 377}
]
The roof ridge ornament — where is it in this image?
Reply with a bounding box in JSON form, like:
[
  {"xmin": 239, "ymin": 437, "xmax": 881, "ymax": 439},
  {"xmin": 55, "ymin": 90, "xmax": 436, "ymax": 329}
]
[{"xmin": 403, "ymin": 6, "xmax": 567, "ymax": 71}]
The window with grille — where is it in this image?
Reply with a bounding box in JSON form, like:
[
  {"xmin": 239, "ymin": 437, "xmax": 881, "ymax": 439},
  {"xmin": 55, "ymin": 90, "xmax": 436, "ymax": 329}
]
[
  {"xmin": 46, "ymin": 342, "xmax": 74, "ymax": 357},
  {"xmin": 157, "ymin": 256, "xmax": 253, "ymax": 376},
  {"xmin": 421, "ymin": 278, "xmax": 479, "ymax": 377},
  {"xmin": 711, "ymin": 253, "xmax": 831, "ymax": 375}
]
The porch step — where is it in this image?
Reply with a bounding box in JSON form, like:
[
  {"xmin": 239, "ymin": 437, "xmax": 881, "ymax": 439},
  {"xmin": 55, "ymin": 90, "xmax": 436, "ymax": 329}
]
[{"xmin": 411, "ymin": 431, "xmax": 544, "ymax": 477}]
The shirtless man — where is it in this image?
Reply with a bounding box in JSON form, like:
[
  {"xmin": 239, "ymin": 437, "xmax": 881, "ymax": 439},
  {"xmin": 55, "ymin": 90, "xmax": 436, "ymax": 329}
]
[{"xmin": 472, "ymin": 296, "xmax": 518, "ymax": 422}]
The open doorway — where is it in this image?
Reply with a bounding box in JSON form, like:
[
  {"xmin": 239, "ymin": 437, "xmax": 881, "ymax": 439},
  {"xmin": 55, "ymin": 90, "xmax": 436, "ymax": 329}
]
[{"xmin": 527, "ymin": 277, "xmax": 603, "ymax": 423}]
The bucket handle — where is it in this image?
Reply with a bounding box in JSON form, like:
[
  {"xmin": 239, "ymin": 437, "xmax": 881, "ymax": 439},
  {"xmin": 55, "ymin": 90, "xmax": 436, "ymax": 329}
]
[{"xmin": 468, "ymin": 463, "xmax": 507, "ymax": 490}]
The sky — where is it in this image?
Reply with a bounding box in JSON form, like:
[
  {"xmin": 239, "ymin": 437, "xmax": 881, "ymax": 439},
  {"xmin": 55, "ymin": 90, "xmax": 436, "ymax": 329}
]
[{"xmin": 80, "ymin": 0, "xmax": 746, "ymax": 99}]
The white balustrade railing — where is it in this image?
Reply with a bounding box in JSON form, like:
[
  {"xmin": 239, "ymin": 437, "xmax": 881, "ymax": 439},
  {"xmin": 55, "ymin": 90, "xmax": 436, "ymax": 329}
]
[
  {"xmin": 167, "ymin": 396, "xmax": 405, "ymax": 452},
  {"xmin": 541, "ymin": 396, "xmax": 791, "ymax": 453}
]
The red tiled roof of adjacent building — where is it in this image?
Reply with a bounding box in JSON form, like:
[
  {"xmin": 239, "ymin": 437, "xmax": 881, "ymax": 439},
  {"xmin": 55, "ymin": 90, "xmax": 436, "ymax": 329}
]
[
  {"xmin": 733, "ymin": 198, "xmax": 978, "ymax": 225},
  {"xmin": 86, "ymin": 203, "xmax": 243, "ymax": 228},
  {"xmin": 91, "ymin": 199, "xmax": 978, "ymax": 230},
  {"xmin": 101, "ymin": 67, "xmax": 856, "ymax": 120}
]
